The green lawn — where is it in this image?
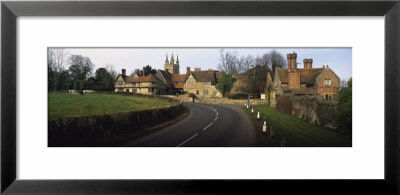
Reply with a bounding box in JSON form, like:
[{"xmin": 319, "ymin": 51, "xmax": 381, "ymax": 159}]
[
  {"xmin": 244, "ymin": 104, "xmax": 351, "ymax": 147},
  {"xmin": 48, "ymin": 93, "xmax": 176, "ymax": 120}
]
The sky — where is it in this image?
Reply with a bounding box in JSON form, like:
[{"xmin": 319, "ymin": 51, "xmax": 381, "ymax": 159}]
[{"xmin": 62, "ymin": 48, "xmax": 352, "ymax": 81}]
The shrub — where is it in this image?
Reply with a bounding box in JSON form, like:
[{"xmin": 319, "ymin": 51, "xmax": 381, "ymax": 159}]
[
  {"xmin": 336, "ymin": 78, "xmax": 352, "ymax": 134},
  {"xmin": 48, "ymin": 103, "xmax": 186, "ymax": 146}
]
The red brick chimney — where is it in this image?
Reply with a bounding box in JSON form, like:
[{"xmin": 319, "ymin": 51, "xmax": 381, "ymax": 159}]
[
  {"xmin": 303, "ymin": 59, "xmax": 313, "ymax": 69},
  {"xmin": 186, "ymin": 67, "xmax": 190, "ymax": 73},
  {"xmin": 287, "ymin": 54, "xmax": 292, "ymax": 70},
  {"xmin": 291, "ymin": 52, "xmax": 297, "ymax": 70}
]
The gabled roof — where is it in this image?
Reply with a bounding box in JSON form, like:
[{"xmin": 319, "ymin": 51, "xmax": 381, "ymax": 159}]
[
  {"xmin": 117, "ymin": 74, "xmax": 128, "ymax": 82},
  {"xmin": 172, "ymin": 74, "xmax": 186, "ymax": 82},
  {"xmin": 277, "ymin": 68, "xmax": 324, "ymax": 84},
  {"xmin": 185, "ymin": 70, "xmax": 217, "ymax": 84},
  {"xmin": 157, "ymin": 69, "xmax": 172, "ymax": 82},
  {"xmin": 126, "ymin": 74, "xmax": 159, "ymax": 83},
  {"xmin": 172, "ymin": 74, "xmax": 186, "ymax": 89}
]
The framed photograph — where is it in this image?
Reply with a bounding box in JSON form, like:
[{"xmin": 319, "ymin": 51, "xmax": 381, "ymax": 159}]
[{"xmin": 2, "ymin": 0, "xmax": 399, "ymax": 194}]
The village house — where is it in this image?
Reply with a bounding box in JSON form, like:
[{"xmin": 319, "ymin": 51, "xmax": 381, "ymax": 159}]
[
  {"xmin": 270, "ymin": 52, "xmax": 340, "ymax": 106},
  {"xmin": 183, "ymin": 67, "xmax": 223, "ymax": 98},
  {"xmin": 114, "ymin": 69, "xmax": 168, "ymax": 95}
]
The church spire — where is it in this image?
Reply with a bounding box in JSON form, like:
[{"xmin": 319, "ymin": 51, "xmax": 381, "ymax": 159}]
[
  {"xmin": 170, "ymin": 53, "xmax": 175, "ymax": 65},
  {"xmin": 176, "ymin": 54, "xmax": 179, "ymax": 65},
  {"xmin": 165, "ymin": 53, "xmax": 169, "ymax": 64}
]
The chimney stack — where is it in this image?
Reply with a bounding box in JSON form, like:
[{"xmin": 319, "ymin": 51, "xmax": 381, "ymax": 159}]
[
  {"xmin": 195, "ymin": 67, "xmax": 201, "ymax": 71},
  {"xmin": 186, "ymin": 67, "xmax": 190, "ymax": 73},
  {"xmin": 303, "ymin": 58, "xmax": 313, "ymax": 69},
  {"xmin": 287, "ymin": 54, "xmax": 292, "ymax": 70},
  {"xmin": 122, "ymin": 69, "xmax": 126, "ymax": 76},
  {"xmin": 291, "ymin": 52, "xmax": 297, "ymax": 70}
]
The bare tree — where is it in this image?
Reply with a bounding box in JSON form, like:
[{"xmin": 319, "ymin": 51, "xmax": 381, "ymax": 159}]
[
  {"xmin": 217, "ymin": 49, "xmax": 239, "ymax": 74},
  {"xmin": 48, "ymin": 48, "xmax": 68, "ymax": 91},
  {"xmin": 241, "ymin": 55, "xmax": 256, "ymax": 72},
  {"xmin": 267, "ymin": 50, "xmax": 287, "ymax": 74},
  {"xmin": 255, "ymin": 53, "xmax": 270, "ymax": 68}
]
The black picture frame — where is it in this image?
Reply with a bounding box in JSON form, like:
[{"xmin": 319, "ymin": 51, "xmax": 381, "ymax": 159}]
[{"xmin": 1, "ymin": 0, "xmax": 399, "ymax": 194}]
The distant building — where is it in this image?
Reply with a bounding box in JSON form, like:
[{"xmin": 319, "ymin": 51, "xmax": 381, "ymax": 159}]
[
  {"xmin": 115, "ymin": 55, "xmax": 224, "ymax": 97},
  {"xmin": 183, "ymin": 67, "xmax": 223, "ymax": 98},
  {"xmin": 114, "ymin": 69, "xmax": 167, "ymax": 95},
  {"xmin": 270, "ymin": 52, "xmax": 340, "ymax": 106},
  {"xmin": 164, "ymin": 53, "xmax": 180, "ymax": 74}
]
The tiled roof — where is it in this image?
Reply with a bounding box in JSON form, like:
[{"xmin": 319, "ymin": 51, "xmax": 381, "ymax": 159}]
[
  {"xmin": 126, "ymin": 74, "xmax": 159, "ymax": 83},
  {"xmin": 278, "ymin": 68, "xmax": 323, "ymax": 84},
  {"xmin": 172, "ymin": 74, "xmax": 186, "ymax": 82},
  {"xmin": 158, "ymin": 70, "xmax": 172, "ymax": 82},
  {"xmin": 186, "ymin": 70, "xmax": 217, "ymax": 84},
  {"xmin": 172, "ymin": 74, "xmax": 186, "ymax": 89}
]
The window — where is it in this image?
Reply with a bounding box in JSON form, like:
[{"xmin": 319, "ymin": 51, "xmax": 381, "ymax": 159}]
[
  {"xmin": 126, "ymin": 89, "xmax": 129, "ymax": 92},
  {"xmin": 196, "ymin": 90, "xmax": 200, "ymax": 95},
  {"xmin": 325, "ymin": 94, "xmax": 333, "ymax": 100},
  {"xmin": 324, "ymin": 79, "xmax": 332, "ymax": 86},
  {"xmin": 176, "ymin": 81, "xmax": 181, "ymax": 84},
  {"xmin": 203, "ymin": 89, "xmax": 208, "ymax": 95},
  {"xmin": 202, "ymin": 82, "xmax": 209, "ymax": 85},
  {"xmin": 132, "ymin": 88, "xmax": 137, "ymax": 93},
  {"xmin": 117, "ymin": 80, "xmax": 123, "ymax": 85},
  {"xmin": 148, "ymin": 88, "xmax": 153, "ymax": 92},
  {"xmin": 272, "ymin": 93, "xmax": 276, "ymax": 99}
]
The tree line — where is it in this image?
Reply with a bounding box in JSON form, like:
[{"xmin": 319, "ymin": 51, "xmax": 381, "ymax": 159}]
[
  {"xmin": 216, "ymin": 49, "xmax": 287, "ymax": 97},
  {"xmin": 48, "ymin": 48, "xmax": 118, "ymax": 92}
]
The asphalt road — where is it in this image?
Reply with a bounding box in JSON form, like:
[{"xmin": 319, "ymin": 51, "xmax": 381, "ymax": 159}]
[{"xmin": 125, "ymin": 103, "xmax": 256, "ymax": 147}]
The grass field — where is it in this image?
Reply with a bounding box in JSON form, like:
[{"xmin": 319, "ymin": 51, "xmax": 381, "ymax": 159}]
[
  {"xmin": 244, "ymin": 104, "xmax": 352, "ymax": 147},
  {"xmin": 48, "ymin": 93, "xmax": 176, "ymax": 120}
]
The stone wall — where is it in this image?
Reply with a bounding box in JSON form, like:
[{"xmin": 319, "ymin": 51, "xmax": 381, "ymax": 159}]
[
  {"xmin": 290, "ymin": 95, "xmax": 337, "ymax": 128},
  {"xmin": 161, "ymin": 95, "xmax": 267, "ymax": 105}
]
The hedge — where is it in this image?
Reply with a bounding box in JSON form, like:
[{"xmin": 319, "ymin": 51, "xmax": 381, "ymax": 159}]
[{"xmin": 48, "ymin": 103, "xmax": 186, "ymax": 146}]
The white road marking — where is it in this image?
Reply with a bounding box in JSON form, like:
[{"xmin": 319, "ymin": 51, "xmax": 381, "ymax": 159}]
[
  {"xmin": 203, "ymin": 122, "xmax": 213, "ymax": 131},
  {"xmin": 208, "ymin": 106, "xmax": 219, "ymax": 122},
  {"xmin": 176, "ymin": 105, "xmax": 219, "ymax": 146},
  {"xmin": 177, "ymin": 133, "xmax": 199, "ymax": 147}
]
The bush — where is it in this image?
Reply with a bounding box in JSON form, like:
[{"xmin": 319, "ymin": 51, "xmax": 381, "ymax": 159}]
[
  {"xmin": 336, "ymin": 78, "xmax": 352, "ymax": 134},
  {"xmin": 48, "ymin": 103, "xmax": 186, "ymax": 146},
  {"xmin": 227, "ymin": 93, "xmax": 248, "ymax": 99}
]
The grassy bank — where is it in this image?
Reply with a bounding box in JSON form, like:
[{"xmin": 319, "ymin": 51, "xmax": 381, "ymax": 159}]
[
  {"xmin": 244, "ymin": 104, "xmax": 351, "ymax": 147},
  {"xmin": 48, "ymin": 93, "xmax": 176, "ymax": 120}
]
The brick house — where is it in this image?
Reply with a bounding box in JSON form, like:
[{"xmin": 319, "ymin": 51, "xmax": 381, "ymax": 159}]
[
  {"xmin": 270, "ymin": 52, "xmax": 340, "ymax": 106},
  {"xmin": 183, "ymin": 67, "xmax": 223, "ymax": 98}
]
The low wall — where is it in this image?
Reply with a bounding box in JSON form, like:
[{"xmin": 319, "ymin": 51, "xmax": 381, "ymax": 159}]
[
  {"xmin": 290, "ymin": 95, "xmax": 337, "ymax": 128},
  {"xmin": 161, "ymin": 95, "xmax": 267, "ymax": 105},
  {"xmin": 48, "ymin": 102, "xmax": 186, "ymax": 146},
  {"xmin": 195, "ymin": 98, "xmax": 267, "ymax": 105}
]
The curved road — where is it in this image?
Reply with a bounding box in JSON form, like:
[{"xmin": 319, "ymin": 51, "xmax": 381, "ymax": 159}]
[{"xmin": 125, "ymin": 103, "xmax": 256, "ymax": 147}]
